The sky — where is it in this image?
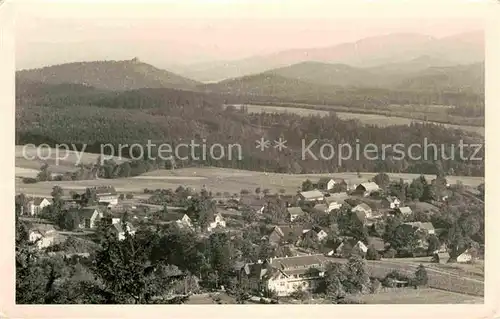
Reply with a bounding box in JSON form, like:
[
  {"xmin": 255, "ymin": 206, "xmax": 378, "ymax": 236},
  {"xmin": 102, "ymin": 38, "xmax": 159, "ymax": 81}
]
[{"xmin": 12, "ymin": 0, "xmax": 488, "ymax": 70}]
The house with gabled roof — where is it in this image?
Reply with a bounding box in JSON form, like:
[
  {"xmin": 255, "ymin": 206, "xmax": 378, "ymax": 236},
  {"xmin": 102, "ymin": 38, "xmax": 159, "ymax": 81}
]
[
  {"xmin": 397, "ymin": 206, "xmax": 413, "ymax": 215},
  {"xmin": 264, "ymin": 254, "xmax": 329, "ymax": 296},
  {"xmin": 287, "ymin": 206, "xmax": 306, "ymax": 222},
  {"xmin": 355, "ymin": 182, "xmax": 381, "ymax": 197},
  {"xmin": 164, "ymin": 212, "xmax": 194, "ymax": 230},
  {"xmin": 94, "ymin": 186, "xmax": 119, "ymax": 206},
  {"xmin": 77, "ymin": 207, "xmax": 104, "ymax": 229},
  {"xmin": 352, "ymin": 203, "xmax": 373, "ymax": 219},
  {"xmin": 28, "ymin": 223, "xmax": 57, "ymax": 249},
  {"xmin": 456, "ymin": 248, "xmax": 479, "ymax": 263},
  {"xmin": 381, "ymin": 196, "xmax": 401, "ymax": 209},
  {"xmin": 298, "ymin": 189, "xmax": 324, "ymax": 203},
  {"xmin": 207, "ymin": 213, "xmax": 226, "ymax": 232},
  {"xmin": 27, "ymin": 197, "xmax": 52, "ymax": 216},
  {"xmin": 300, "ymin": 226, "xmax": 328, "ymax": 243},
  {"xmin": 317, "ymin": 178, "xmax": 336, "ymax": 191},
  {"xmin": 403, "ymin": 222, "xmax": 435, "ymax": 235},
  {"xmin": 110, "ymin": 221, "xmax": 136, "ymax": 241}
]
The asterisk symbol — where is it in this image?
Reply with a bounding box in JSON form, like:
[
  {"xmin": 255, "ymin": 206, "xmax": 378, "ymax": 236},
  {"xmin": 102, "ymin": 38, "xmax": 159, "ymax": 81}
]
[
  {"xmin": 274, "ymin": 137, "xmax": 288, "ymax": 151},
  {"xmin": 255, "ymin": 137, "xmax": 271, "ymax": 151}
]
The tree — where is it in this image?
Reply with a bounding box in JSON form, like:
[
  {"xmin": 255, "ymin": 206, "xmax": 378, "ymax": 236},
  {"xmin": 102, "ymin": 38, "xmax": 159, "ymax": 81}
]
[
  {"xmin": 414, "ymin": 264, "xmax": 428, "ymax": 287},
  {"xmin": 255, "ymin": 187, "xmax": 261, "ymax": 198},
  {"xmin": 427, "ymin": 234, "xmax": 440, "ymax": 255},
  {"xmin": 373, "ymin": 173, "xmax": 390, "ymax": 190},
  {"xmin": 343, "ymin": 255, "xmax": 371, "ymax": 294},
  {"xmin": 92, "ymin": 228, "xmax": 168, "ymax": 303},
  {"xmin": 366, "ymin": 246, "xmax": 380, "ymax": 260},
  {"xmin": 323, "ymin": 262, "xmax": 346, "ymax": 300},
  {"xmin": 51, "ymin": 186, "xmax": 64, "ymax": 202},
  {"xmin": 407, "ymin": 178, "xmax": 425, "ymax": 201},
  {"xmin": 301, "ymin": 179, "xmax": 314, "ymax": 191},
  {"xmin": 240, "ymin": 189, "xmax": 250, "ymax": 195}
]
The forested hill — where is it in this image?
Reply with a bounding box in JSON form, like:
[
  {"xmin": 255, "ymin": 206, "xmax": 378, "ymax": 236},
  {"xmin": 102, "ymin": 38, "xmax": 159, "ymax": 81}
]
[
  {"xmin": 16, "ymin": 84, "xmax": 484, "ymax": 177},
  {"xmin": 16, "ymin": 58, "xmax": 202, "ymax": 91}
]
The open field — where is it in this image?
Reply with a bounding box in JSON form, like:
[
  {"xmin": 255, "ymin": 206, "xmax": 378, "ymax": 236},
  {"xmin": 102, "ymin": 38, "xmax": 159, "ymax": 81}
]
[
  {"xmin": 15, "ymin": 167, "xmax": 484, "ymax": 197},
  {"xmin": 241, "ymin": 104, "xmax": 485, "ymax": 136},
  {"xmin": 349, "ymin": 288, "xmax": 483, "ymax": 304},
  {"xmin": 325, "ymin": 256, "xmax": 484, "ymax": 297},
  {"xmin": 15, "ymin": 145, "xmax": 129, "ymax": 177}
]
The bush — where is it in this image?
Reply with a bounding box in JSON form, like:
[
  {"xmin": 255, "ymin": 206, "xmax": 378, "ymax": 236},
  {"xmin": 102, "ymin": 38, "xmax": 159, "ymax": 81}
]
[
  {"xmin": 414, "ymin": 264, "xmax": 428, "ymax": 287},
  {"xmin": 383, "ymin": 248, "xmax": 397, "ymax": 258},
  {"xmin": 22, "ymin": 177, "xmax": 38, "ymax": 184},
  {"xmin": 366, "ymin": 246, "xmax": 381, "ymax": 260},
  {"xmin": 119, "ymin": 194, "xmax": 125, "ymax": 200},
  {"xmin": 370, "ymin": 279, "xmax": 382, "ymax": 293},
  {"xmin": 125, "ymin": 194, "xmax": 133, "ymax": 199}
]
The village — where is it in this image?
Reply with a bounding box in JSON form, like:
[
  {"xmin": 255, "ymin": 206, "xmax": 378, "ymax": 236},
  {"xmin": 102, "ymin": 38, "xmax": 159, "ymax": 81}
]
[{"xmin": 16, "ymin": 171, "xmax": 485, "ymax": 304}]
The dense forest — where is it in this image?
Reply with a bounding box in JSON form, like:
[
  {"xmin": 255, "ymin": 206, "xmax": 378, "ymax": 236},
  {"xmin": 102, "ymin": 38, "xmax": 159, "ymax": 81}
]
[{"xmin": 16, "ymin": 82, "xmax": 484, "ymax": 177}]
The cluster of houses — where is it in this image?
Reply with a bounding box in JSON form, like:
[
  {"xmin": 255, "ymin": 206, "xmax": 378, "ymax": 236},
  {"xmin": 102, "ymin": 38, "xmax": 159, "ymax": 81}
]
[{"xmin": 22, "ymin": 185, "xmax": 230, "ymax": 250}]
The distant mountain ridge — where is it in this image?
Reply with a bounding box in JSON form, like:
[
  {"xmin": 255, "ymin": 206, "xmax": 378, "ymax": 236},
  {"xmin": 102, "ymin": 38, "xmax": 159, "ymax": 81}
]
[
  {"xmin": 171, "ymin": 31, "xmax": 484, "ymax": 82},
  {"xmin": 16, "ymin": 58, "xmax": 202, "ymax": 91}
]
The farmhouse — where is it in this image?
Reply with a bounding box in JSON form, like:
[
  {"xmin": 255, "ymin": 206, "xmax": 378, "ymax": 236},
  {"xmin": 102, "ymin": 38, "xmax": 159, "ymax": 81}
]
[
  {"xmin": 397, "ymin": 206, "xmax": 413, "ymax": 215},
  {"xmin": 264, "ymin": 226, "xmax": 286, "ymax": 246},
  {"xmin": 287, "ymin": 207, "xmax": 306, "ymax": 222},
  {"xmin": 94, "ymin": 186, "xmax": 119, "ymax": 206},
  {"xmin": 331, "ymin": 238, "xmax": 368, "ymax": 257},
  {"xmin": 110, "ymin": 221, "xmax": 136, "ymax": 241},
  {"xmin": 298, "ymin": 189, "xmax": 324, "ymax": 202},
  {"xmin": 354, "ymin": 182, "xmax": 381, "ymax": 197},
  {"xmin": 352, "ymin": 203, "xmax": 373, "ymax": 219},
  {"xmin": 164, "ymin": 213, "xmax": 194, "ymax": 230},
  {"xmin": 381, "ymin": 196, "xmax": 401, "ymax": 209},
  {"xmin": 207, "ymin": 213, "xmax": 226, "ymax": 232},
  {"xmin": 77, "ymin": 207, "xmax": 104, "ymax": 229},
  {"xmin": 240, "ymin": 255, "xmax": 329, "ymax": 297},
  {"xmin": 456, "ymin": 248, "xmax": 478, "ymax": 263},
  {"xmin": 28, "ymin": 223, "xmax": 57, "ymax": 249},
  {"xmin": 403, "ymin": 222, "xmax": 435, "ymax": 235},
  {"xmin": 317, "ymin": 178, "xmax": 336, "ymax": 191},
  {"xmin": 27, "ymin": 197, "xmax": 52, "ymax": 216},
  {"xmin": 317, "ymin": 178, "xmax": 347, "ymax": 192},
  {"xmin": 300, "ymin": 226, "xmax": 328, "ymax": 242}
]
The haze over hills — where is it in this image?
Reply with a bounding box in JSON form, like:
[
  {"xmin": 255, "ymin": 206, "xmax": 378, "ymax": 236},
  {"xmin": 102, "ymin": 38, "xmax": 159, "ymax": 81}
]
[
  {"xmin": 208, "ymin": 61, "xmax": 484, "ymax": 95},
  {"xmin": 16, "ymin": 58, "xmax": 202, "ymax": 91},
  {"xmin": 171, "ymin": 31, "xmax": 484, "ymax": 82}
]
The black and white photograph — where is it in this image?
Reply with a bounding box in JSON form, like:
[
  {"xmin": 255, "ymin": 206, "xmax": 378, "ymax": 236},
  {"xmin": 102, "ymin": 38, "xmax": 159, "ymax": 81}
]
[{"xmin": 2, "ymin": 0, "xmax": 497, "ymax": 313}]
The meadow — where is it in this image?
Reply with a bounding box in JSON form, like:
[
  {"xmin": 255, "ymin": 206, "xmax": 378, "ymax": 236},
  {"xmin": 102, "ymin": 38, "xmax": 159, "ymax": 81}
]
[
  {"xmin": 15, "ymin": 166, "xmax": 485, "ymax": 198},
  {"xmin": 348, "ymin": 288, "xmax": 483, "ymax": 304},
  {"xmin": 241, "ymin": 104, "xmax": 485, "ymax": 136}
]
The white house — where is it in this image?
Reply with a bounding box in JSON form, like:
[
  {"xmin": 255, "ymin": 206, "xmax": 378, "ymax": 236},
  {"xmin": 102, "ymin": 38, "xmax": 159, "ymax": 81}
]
[
  {"xmin": 382, "ymin": 196, "xmax": 401, "ymax": 209},
  {"xmin": 264, "ymin": 255, "xmax": 329, "ymax": 296},
  {"xmin": 77, "ymin": 207, "xmax": 104, "ymax": 229},
  {"xmin": 207, "ymin": 213, "xmax": 226, "ymax": 232},
  {"xmin": 27, "ymin": 197, "xmax": 52, "ymax": 216},
  {"xmin": 352, "ymin": 203, "xmax": 373, "ymax": 219},
  {"xmin": 110, "ymin": 221, "xmax": 136, "ymax": 241},
  {"xmin": 298, "ymin": 189, "xmax": 324, "ymax": 202},
  {"xmin": 456, "ymin": 248, "xmax": 478, "ymax": 263},
  {"xmin": 94, "ymin": 186, "xmax": 119, "ymax": 206},
  {"xmin": 324, "ymin": 196, "xmax": 344, "ymax": 212},
  {"xmin": 28, "ymin": 224, "xmax": 57, "ymax": 249}
]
